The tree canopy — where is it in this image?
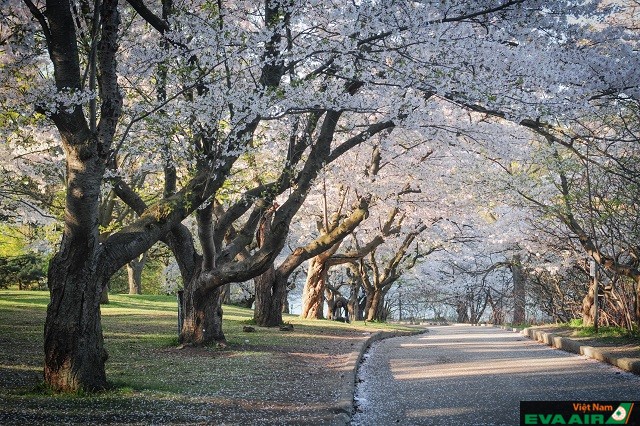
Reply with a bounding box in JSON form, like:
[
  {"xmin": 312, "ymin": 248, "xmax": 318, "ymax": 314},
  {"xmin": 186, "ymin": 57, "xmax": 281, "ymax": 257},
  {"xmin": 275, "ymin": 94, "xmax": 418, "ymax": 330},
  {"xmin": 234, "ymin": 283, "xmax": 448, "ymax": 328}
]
[{"xmin": 0, "ymin": 0, "xmax": 638, "ymax": 392}]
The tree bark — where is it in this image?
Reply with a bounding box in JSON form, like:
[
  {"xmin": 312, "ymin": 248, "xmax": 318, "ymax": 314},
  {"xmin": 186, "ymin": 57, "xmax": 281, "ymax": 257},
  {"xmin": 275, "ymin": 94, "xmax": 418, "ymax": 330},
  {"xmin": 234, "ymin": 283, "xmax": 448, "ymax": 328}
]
[
  {"xmin": 347, "ymin": 284, "xmax": 363, "ymax": 321},
  {"xmin": 281, "ymin": 281, "xmax": 291, "ymax": 314},
  {"xmin": 220, "ymin": 283, "xmax": 231, "ymax": 304},
  {"xmin": 456, "ymin": 297, "xmax": 470, "ymax": 323},
  {"xmin": 635, "ymin": 279, "xmax": 640, "ymax": 329},
  {"xmin": 127, "ymin": 252, "xmax": 146, "ymax": 295},
  {"xmin": 581, "ymin": 278, "xmax": 596, "ymax": 326},
  {"xmin": 512, "ymin": 255, "xmax": 526, "ymax": 324},
  {"xmin": 178, "ymin": 202, "xmax": 226, "ymax": 345},
  {"xmin": 366, "ymin": 288, "xmax": 386, "ymax": 321},
  {"xmin": 100, "ymin": 285, "xmax": 110, "ymax": 304},
  {"xmin": 253, "ymin": 268, "xmax": 287, "ymax": 326},
  {"xmin": 325, "ymin": 287, "xmax": 336, "ymax": 320},
  {"xmin": 38, "ymin": 0, "xmax": 122, "ymax": 392},
  {"xmin": 180, "ymin": 265, "xmax": 225, "ymax": 345},
  {"xmin": 252, "ymin": 205, "xmax": 287, "ymax": 327},
  {"xmin": 45, "ymin": 258, "xmax": 109, "ymax": 392},
  {"xmin": 300, "ymin": 256, "xmax": 328, "ymax": 319}
]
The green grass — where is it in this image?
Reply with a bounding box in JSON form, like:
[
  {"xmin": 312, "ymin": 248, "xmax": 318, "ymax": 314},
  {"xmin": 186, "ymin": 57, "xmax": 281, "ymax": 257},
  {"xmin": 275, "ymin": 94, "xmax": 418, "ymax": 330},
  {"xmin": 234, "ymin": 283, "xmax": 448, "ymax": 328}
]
[
  {"xmin": 553, "ymin": 318, "xmax": 638, "ymax": 339},
  {"xmin": 572, "ymin": 325, "xmax": 639, "ymax": 340},
  {"xmin": 531, "ymin": 320, "xmax": 640, "ymax": 348},
  {"xmin": 0, "ymin": 290, "xmax": 417, "ymax": 424}
]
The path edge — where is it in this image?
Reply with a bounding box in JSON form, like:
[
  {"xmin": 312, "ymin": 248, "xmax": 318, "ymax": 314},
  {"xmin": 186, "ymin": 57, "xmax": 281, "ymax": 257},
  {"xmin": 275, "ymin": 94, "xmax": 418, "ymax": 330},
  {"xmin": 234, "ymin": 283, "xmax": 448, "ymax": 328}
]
[
  {"xmin": 500, "ymin": 325, "xmax": 640, "ymax": 375},
  {"xmin": 334, "ymin": 328, "xmax": 427, "ymax": 425}
]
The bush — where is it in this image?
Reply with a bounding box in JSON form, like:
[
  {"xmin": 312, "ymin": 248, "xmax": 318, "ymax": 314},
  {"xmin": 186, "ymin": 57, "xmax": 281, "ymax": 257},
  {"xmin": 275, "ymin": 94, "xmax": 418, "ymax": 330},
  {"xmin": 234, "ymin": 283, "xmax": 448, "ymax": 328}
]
[
  {"xmin": 568, "ymin": 318, "xmax": 583, "ymax": 327},
  {"xmin": 0, "ymin": 254, "xmax": 48, "ymax": 289}
]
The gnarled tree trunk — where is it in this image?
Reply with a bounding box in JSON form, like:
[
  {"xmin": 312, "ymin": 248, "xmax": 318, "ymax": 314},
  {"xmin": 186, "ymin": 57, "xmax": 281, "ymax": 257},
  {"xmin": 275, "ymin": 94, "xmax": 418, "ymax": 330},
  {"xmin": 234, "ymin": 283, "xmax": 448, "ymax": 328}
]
[
  {"xmin": 581, "ymin": 278, "xmax": 597, "ymax": 326},
  {"xmin": 40, "ymin": 0, "xmax": 122, "ymax": 392},
  {"xmin": 180, "ymin": 266, "xmax": 225, "ymax": 345},
  {"xmin": 45, "ymin": 257, "xmax": 109, "ymax": 392},
  {"xmin": 253, "ymin": 267, "xmax": 287, "ymax": 326},
  {"xmin": 178, "ymin": 201, "xmax": 226, "ymax": 345},
  {"xmin": 365, "ymin": 288, "xmax": 386, "ymax": 321},
  {"xmin": 300, "ymin": 257, "xmax": 328, "ymax": 319},
  {"xmin": 252, "ymin": 206, "xmax": 287, "ymax": 326}
]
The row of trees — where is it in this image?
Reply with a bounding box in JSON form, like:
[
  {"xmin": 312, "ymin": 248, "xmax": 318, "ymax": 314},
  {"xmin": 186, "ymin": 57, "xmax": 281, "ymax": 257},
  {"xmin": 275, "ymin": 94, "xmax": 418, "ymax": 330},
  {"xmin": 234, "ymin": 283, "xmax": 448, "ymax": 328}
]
[{"xmin": 1, "ymin": 0, "xmax": 638, "ymax": 392}]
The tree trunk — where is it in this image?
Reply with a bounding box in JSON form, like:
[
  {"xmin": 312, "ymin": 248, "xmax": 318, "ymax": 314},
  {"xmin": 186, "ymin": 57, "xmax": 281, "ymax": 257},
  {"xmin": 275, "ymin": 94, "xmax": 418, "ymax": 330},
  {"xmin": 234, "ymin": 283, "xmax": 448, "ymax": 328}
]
[
  {"xmin": 635, "ymin": 278, "xmax": 640, "ymax": 329},
  {"xmin": 253, "ymin": 266, "xmax": 287, "ymax": 326},
  {"xmin": 100, "ymin": 285, "xmax": 110, "ymax": 304},
  {"xmin": 456, "ymin": 297, "xmax": 469, "ymax": 323},
  {"xmin": 45, "ymin": 257, "xmax": 109, "ymax": 392},
  {"xmin": 127, "ymin": 252, "xmax": 146, "ymax": 295},
  {"xmin": 281, "ymin": 284, "xmax": 290, "ymax": 314},
  {"xmin": 366, "ymin": 289, "xmax": 386, "ymax": 321},
  {"xmin": 347, "ymin": 282, "xmax": 360, "ymax": 321},
  {"xmin": 220, "ymin": 283, "xmax": 231, "ymax": 305},
  {"xmin": 300, "ymin": 257, "xmax": 327, "ymax": 319},
  {"xmin": 325, "ymin": 287, "xmax": 336, "ymax": 320},
  {"xmin": 581, "ymin": 277, "xmax": 596, "ymax": 326},
  {"xmin": 42, "ymin": 0, "xmax": 121, "ymax": 392},
  {"xmin": 180, "ymin": 265, "xmax": 225, "ymax": 345},
  {"xmin": 512, "ymin": 256, "xmax": 526, "ymax": 324}
]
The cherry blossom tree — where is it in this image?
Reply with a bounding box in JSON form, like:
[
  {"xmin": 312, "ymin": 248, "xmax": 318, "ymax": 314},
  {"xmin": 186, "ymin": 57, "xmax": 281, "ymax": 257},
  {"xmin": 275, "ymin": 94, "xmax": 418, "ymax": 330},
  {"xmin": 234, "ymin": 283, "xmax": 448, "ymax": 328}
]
[{"xmin": 4, "ymin": 0, "xmax": 637, "ymax": 393}]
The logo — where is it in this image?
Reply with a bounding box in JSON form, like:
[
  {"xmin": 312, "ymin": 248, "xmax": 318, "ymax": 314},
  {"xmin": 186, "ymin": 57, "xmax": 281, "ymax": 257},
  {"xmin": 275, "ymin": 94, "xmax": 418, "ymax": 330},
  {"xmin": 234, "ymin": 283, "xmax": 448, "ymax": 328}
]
[
  {"xmin": 609, "ymin": 404, "xmax": 634, "ymax": 425},
  {"xmin": 521, "ymin": 401, "xmax": 638, "ymax": 425}
]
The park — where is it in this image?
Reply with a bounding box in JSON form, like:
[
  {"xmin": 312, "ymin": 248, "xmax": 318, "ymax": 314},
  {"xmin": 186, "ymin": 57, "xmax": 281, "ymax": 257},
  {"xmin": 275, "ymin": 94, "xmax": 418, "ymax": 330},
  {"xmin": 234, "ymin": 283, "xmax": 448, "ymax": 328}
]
[{"xmin": 1, "ymin": 0, "xmax": 640, "ymax": 424}]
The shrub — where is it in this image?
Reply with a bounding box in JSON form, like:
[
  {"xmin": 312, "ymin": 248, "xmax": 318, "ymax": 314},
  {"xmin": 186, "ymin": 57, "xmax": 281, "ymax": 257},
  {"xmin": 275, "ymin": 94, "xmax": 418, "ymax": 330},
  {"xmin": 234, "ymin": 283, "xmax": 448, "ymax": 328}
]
[{"xmin": 0, "ymin": 254, "xmax": 48, "ymax": 289}]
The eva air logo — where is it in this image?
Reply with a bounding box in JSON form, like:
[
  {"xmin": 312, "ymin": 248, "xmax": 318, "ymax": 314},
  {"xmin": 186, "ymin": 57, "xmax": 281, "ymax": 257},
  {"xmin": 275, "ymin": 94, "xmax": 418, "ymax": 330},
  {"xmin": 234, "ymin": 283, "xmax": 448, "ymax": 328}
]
[
  {"xmin": 521, "ymin": 401, "xmax": 637, "ymax": 425},
  {"xmin": 607, "ymin": 403, "xmax": 634, "ymax": 424}
]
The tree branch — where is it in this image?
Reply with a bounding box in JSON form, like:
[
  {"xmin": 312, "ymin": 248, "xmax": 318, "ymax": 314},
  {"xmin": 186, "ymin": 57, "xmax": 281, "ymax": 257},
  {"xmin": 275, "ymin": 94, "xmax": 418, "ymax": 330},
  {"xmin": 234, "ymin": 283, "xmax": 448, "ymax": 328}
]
[{"xmin": 125, "ymin": 0, "xmax": 170, "ymax": 33}]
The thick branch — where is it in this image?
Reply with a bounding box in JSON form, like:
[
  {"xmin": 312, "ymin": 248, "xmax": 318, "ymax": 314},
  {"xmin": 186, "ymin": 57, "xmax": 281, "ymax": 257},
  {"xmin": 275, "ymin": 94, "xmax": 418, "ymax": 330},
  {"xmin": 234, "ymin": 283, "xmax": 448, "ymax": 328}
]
[
  {"xmin": 197, "ymin": 202, "xmax": 216, "ymax": 271},
  {"xmin": 125, "ymin": 0, "xmax": 170, "ymax": 33},
  {"xmin": 326, "ymin": 235, "xmax": 385, "ymax": 267},
  {"xmin": 277, "ymin": 196, "xmax": 371, "ymax": 277},
  {"xmin": 96, "ymin": 0, "xmax": 123, "ymax": 156},
  {"xmin": 198, "ymin": 111, "xmax": 343, "ymax": 289}
]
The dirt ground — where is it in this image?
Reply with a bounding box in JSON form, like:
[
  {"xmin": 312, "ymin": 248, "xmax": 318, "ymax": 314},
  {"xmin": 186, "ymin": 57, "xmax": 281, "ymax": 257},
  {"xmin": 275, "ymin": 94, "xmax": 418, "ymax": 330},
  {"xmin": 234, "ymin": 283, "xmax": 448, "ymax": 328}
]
[{"xmin": 0, "ymin": 325, "xmax": 373, "ymax": 425}]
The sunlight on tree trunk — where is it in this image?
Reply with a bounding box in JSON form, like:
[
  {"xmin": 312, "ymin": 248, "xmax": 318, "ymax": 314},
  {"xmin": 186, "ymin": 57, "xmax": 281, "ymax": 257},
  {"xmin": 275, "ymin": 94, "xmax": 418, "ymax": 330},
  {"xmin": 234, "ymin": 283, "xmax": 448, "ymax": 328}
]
[
  {"xmin": 581, "ymin": 279, "xmax": 597, "ymax": 327},
  {"xmin": 127, "ymin": 253, "xmax": 146, "ymax": 295},
  {"xmin": 366, "ymin": 289, "xmax": 386, "ymax": 321},
  {"xmin": 300, "ymin": 257, "xmax": 327, "ymax": 319},
  {"xmin": 45, "ymin": 261, "xmax": 109, "ymax": 391}
]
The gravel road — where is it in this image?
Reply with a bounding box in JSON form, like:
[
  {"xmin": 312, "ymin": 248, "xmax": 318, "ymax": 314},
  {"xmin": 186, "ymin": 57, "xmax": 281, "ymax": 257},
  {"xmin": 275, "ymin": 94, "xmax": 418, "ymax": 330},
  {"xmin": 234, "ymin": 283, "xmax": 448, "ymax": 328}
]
[{"xmin": 351, "ymin": 325, "xmax": 640, "ymax": 425}]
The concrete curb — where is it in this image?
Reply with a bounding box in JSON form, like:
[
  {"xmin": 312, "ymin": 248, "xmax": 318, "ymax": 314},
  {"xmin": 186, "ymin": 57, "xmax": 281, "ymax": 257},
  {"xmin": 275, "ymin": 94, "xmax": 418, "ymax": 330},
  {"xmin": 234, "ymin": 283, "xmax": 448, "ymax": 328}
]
[
  {"xmin": 501, "ymin": 326, "xmax": 640, "ymax": 375},
  {"xmin": 335, "ymin": 328, "xmax": 426, "ymax": 425}
]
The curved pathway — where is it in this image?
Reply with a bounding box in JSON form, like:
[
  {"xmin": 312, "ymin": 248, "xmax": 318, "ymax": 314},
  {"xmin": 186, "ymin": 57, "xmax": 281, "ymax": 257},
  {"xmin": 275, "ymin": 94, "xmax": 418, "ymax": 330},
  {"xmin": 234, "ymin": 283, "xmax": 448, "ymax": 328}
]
[{"xmin": 352, "ymin": 325, "xmax": 640, "ymax": 425}]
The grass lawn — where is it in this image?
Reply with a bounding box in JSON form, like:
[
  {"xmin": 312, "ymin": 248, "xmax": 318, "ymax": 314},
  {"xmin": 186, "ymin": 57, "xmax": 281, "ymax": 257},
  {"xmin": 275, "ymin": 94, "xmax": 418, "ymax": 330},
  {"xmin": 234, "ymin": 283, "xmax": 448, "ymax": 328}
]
[
  {"xmin": 521, "ymin": 322, "xmax": 640, "ymax": 362},
  {"xmin": 0, "ymin": 290, "xmax": 416, "ymax": 425}
]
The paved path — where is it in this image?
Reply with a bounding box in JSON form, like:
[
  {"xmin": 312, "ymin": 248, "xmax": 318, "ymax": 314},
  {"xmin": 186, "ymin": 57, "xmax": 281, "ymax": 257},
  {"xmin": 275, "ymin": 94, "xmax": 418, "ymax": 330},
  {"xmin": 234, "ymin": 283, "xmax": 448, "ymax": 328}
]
[{"xmin": 351, "ymin": 325, "xmax": 640, "ymax": 425}]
